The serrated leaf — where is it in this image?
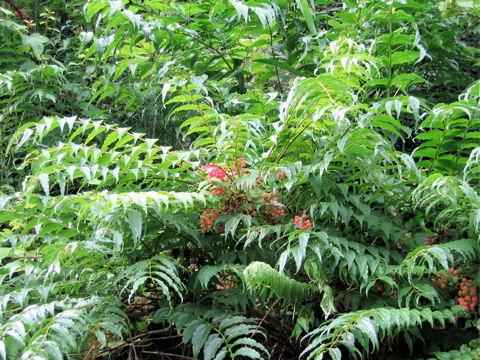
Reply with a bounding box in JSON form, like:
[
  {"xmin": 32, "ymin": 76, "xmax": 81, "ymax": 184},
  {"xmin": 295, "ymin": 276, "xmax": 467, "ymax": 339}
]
[
  {"xmin": 203, "ymin": 334, "xmax": 224, "ymax": 360},
  {"xmin": 196, "ymin": 266, "xmax": 223, "ymax": 289},
  {"xmin": 356, "ymin": 317, "xmax": 378, "ymax": 350},
  {"xmin": 234, "ymin": 347, "xmax": 261, "ymax": 359},
  {"xmin": 21, "ymin": 33, "xmax": 49, "ymax": 59},
  {"xmin": 126, "ymin": 209, "xmax": 142, "ymax": 241},
  {"xmin": 192, "ymin": 323, "xmax": 211, "ymax": 358},
  {"xmin": 329, "ymin": 348, "xmax": 342, "ymax": 360},
  {"xmin": 213, "ymin": 348, "xmax": 228, "ymax": 360},
  {"xmin": 38, "ymin": 173, "xmax": 49, "ymax": 196},
  {"xmin": 0, "ymin": 341, "xmax": 5, "ymax": 360}
]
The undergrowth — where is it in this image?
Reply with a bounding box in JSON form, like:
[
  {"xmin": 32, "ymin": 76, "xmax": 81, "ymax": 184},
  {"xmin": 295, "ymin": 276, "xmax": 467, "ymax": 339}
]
[{"xmin": 1, "ymin": 0, "xmax": 480, "ymax": 359}]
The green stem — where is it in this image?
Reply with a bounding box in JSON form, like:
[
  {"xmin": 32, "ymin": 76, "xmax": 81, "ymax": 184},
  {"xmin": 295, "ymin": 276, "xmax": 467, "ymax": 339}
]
[{"xmin": 386, "ymin": 4, "xmax": 393, "ymax": 98}]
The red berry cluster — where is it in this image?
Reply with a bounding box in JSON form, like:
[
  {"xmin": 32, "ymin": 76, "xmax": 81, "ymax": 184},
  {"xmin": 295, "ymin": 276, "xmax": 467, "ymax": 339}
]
[
  {"xmin": 277, "ymin": 171, "xmax": 286, "ymax": 180},
  {"xmin": 14, "ymin": 8, "xmax": 26, "ymax": 16},
  {"xmin": 432, "ymin": 267, "xmax": 459, "ymax": 289},
  {"xmin": 261, "ymin": 192, "xmax": 279, "ymax": 203},
  {"xmin": 201, "ymin": 164, "xmax": 234, "ymax": 181},
  {"xmin": 133, "ymin": 296, "xmax": 152, "ymax": 308},
  {"xmin": 233, "ymin": 157, "xmax": 247, "ymax": 169},
  {"xmin": 458, "ymin": 278, "xmax": 477, "ymax": 312},
  {"xmin": 202, "ymin": 158, "xmax": 250, "ymax": 196},
  {"xmin": 131, "ymin": 296, "xmax": 154, "ymax": 319},
  {"xmin": 200, "ymin": 209, "xmax": 220, "ymax": 233},
  {"xmin": 188, "ymin": 263, "xmax": 201, "ymax": 272},
  {"xmin": 246, "ymin": 206, "xmax": 257, "ymax": 217},
  {"xmin": 199, "ymin": 160, "xmax": 292, "ymax": 233},
  {"xmin": 217, "ymin": 275, "xmax": 236, "ymax": 290},
  {"xmin": 291, "ymin": 214, "xmax": 312, "ymax": 230},
  {"xmin": 201, "ymin": 158, "xmax": 248, "ymax": 183},
  {"xmin": 424, "ymin": 227, "xmax": 451, "ymax": 245},
  {"xmin": 86, "ymin": 339, "xmax": 101, "ymax": 360},
  {"xmin": 261, "ymin": 192, "xmax": 285, "ymax": 223},
  {"xmin": 266, "ymin": 204, "xmax": 285, "ymax": 219},
  {"xmin": 210, "ymin": 187, "xmax": 227, "ymax": 196},
  {"xmin": 424, "ymin": 237, "xmax": 434, "ymax": 245},
  {"xmin": 388, "ymin": 290, "xmax": 398, "ymax": 299}
]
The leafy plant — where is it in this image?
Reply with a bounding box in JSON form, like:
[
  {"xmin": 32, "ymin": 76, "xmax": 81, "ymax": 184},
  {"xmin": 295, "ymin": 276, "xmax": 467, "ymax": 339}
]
[{"xmin": 1, "ymin": 0, "xmax": 480, "ymax": 359}]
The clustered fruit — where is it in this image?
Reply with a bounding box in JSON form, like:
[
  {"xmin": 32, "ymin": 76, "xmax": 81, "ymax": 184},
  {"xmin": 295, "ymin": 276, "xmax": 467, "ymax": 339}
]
[
  {"xmin": 210, "ymin": 187, "xmax": 226, "ymax": 196},
  {"xmin": 86, "ymin": 329, "xmax": 118, "ymax": 359},
  {"xmin": 430, "ymin": 268, "xmax": 477, "ymax": 313},
  {"xmin": 424, "ymin": 237, "xmax": 434, "ymax": 245},
  {"xmin": 199, "ymin": 159, "xmax": 298, "ymax": 234},
  {"xmin": 14, "ymin": 8, "xmax": 26, "ymax": 17},
  {"xmin": 388, "ymin": 290, "xmax": 398, "ymax": 299},
  {"xmin": 188, "ymin": 263, "xmax": 200, "ymax": 272},
  {"xmin": 201, "ymin": 163, "xmax": 236, "ymax": 182},
  {"xmin": 374, "ymin": 283, "xmax": 399, "ymax": 300},
  {"xmin": 86, "ymin": 339, "xmax": 101, "ymax": 360},
  {"xmin": 424, "ymin": 227, "xmax": 450, "ymax": 246},
  {"xmin": 133, "ymin": 296, "xmax": 153, "ymax": 311},
  {"xmin": 262, "ymin": 192, "xmax": 285, "ymax": 223},
  {"xmin": 458, "ymin": 278, "xmax": 477, "ymax": 312},
  {"xmin": 199, "ymin": 159, "xmax": 315, "ymax": 239},
  {"xmin": 200, "ymin": 208, "xmax": 220, "ymax": 233},
  {"xmin": 216, "ymin": 275, "xmax": 236, "ymax": 290},
  {"xmin": 291, "ymin": 214, "xmax": 312, "ymax": 230},
  {"xmin": 431, "ymin": 267, "xmax": 459, "ymax": 289}
]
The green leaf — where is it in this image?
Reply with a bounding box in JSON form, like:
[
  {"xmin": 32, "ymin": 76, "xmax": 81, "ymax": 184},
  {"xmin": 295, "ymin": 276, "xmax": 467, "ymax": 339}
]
[
  {"xmin": 21, "ymin": 33, "xmax": 49, "ymax": 59},
  {"xmin": 253, "ymin": 59, "xmax": 308, "ymax": 77},
  {"xmin": 329, "ymin": 348, "xmax": 342, "ymax": 360},
  {"xmin": 0, "ymin": 341, "xmax": 5, "ymax": 360},
  {"xmin": 357, "ymin": 317, "xmax": 378, "ymax": 350},
  {"xmin": 204, "ymin": 335, "xmax": 224, "ymax": 360},
  {"xmin": 213, "ymin": 348, "xmax": 228, "ymax": 360},
  {"xmin": 298, "ymin": 0, "xmax": 316, "ymax": 34},
  {"xmin": 196, "ymin": 266, "xmax": 224, "ymax": 289},
  {"xmin": 389, "ymin": 51, "xmax": 419, "ymax": 66},
  {"xmin": 38, "ymin": 173, "xmax": 49, "ymax": 196},
  {"xmin": 126, "ymin": 209, "xmax": 143, "ymax": 241},
  {"xmin": 234, "ymin": 347, "xmax": 261, "ymax": 358},
  {"xmin": 192, "ymin": 323, "xmax": 210, "ymax": 358}
]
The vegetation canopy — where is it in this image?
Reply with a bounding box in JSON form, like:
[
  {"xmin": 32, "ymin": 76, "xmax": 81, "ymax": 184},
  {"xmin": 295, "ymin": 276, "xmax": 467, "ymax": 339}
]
[{"xmin": 0, "ymin": 0, "xmax": 480, "ymax": 359}]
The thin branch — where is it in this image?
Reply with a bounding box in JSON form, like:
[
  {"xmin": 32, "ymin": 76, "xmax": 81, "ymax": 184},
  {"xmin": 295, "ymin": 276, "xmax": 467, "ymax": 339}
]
[{"xmin": 141, "ymin": 351, "xmax": 194, "ymax": 360}]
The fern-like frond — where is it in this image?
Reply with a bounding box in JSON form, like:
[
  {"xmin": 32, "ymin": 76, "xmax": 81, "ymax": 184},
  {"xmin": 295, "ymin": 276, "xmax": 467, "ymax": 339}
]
[
  {"xmin": 7, "ymin": 116, "xmax": 206, "ymax": 193},
  {"xmin": 243, "ymin": 261, "xmax": 312, "ymax": 304},
  {"xmin": 169, "ymin": 305, "xmax": 269, "ymax": 360},
  {"xmin": 302, "ymin": 307, "xmax": 462, "ymax": 359},
  {"xmin": 117, "ymin": 254, "xmax": 185, "ymax": 308},
  {"xmin": 0, "ymin": 298, "xmax": 102, "ymax": 360}
]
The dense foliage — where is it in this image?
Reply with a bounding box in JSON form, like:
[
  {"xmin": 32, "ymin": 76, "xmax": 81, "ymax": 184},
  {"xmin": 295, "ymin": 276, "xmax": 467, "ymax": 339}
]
[{"xmin": 1, "ymin": 0, "xmax": 480, "ymax": 359}]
